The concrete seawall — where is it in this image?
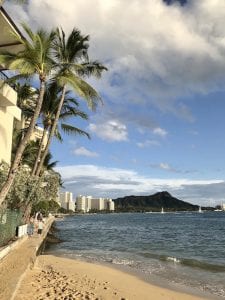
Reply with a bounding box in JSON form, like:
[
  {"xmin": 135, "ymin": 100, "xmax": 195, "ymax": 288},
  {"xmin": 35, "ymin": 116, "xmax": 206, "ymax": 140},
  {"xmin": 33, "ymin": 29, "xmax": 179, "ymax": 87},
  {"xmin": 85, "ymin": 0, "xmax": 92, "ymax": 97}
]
[{"xmin": 0, "ymin": 216, "xmax": 55, "ymax": 300}]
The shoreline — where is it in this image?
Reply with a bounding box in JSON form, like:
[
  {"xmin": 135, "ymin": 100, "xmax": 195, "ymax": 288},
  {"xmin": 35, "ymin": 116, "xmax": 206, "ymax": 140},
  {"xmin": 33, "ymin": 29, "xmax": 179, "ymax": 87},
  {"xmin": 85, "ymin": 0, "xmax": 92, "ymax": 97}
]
[
  {"xmin": 14, "ymin": 254, "xmax": 216, "ymax": 300},
  {"xmin": 49, "ymin": 214, "xmax": 225, "ymax": 300},
  {"xmin": 45, "ymin": 252, "xmax": 222, "ymax": 300}
]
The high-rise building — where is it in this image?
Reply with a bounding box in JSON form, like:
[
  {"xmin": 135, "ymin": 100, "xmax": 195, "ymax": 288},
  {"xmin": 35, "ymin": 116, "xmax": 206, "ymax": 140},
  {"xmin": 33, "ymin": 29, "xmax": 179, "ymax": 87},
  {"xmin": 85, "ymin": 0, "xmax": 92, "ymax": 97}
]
[
  {"xmin": 75, "ymin": 195, "xmax": 115, "ymax": 213},
  {"xmin": 106, "ymin": 198, "xmax": 115, "ymax": 211},
  {"xmin": 59, "ymin": 192, "xmax": 75, "ymax": 212},
  {"xmin": 76, "ymin": 195, "xmax": 92, "ymax": 212},
  {"xmin": 91, "ymin": 197, "xmax": 105, "ymax": 211},
  {"xmin": 76, "ymin": 195, "xmax": 86, "ymax": 212}
]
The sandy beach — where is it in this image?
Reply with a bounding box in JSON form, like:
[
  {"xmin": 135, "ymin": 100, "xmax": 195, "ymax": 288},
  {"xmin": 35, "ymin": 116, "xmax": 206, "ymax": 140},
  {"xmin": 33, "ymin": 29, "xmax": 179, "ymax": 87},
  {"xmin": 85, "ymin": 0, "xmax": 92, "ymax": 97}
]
[{"xmin": 14, "ymin": 254, "xmax": 208, "ymax": 300}]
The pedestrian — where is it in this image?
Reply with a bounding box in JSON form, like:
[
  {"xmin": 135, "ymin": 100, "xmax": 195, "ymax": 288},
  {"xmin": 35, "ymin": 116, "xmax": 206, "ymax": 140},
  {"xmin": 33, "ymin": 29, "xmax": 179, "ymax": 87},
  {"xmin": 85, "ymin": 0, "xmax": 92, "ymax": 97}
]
[
  {"xmin": 37, "ymin": 219, "xmax": 44, "ymax": 235},
  {"xmin": 36, "ymin": 211, "xmax": 43, "ymax": 221},
  {"xmin": 27, "ymin": 215, "xmax": 35, "ymax": 236}
]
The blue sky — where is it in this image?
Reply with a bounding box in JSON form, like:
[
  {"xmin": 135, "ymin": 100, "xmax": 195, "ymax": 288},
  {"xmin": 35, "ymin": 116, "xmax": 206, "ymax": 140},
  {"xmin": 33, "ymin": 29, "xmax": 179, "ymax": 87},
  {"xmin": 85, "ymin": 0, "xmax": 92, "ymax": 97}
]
[{"xmin": 5, "ymin": 0, "xmax": 225, "ymax": 206}]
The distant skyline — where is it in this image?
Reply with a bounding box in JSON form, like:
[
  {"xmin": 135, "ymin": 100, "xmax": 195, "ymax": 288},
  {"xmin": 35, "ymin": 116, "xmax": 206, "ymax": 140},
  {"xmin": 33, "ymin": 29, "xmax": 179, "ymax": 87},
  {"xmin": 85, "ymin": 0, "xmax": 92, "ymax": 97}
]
[{"xmin": 5, "ymin": 0, "xmax": 225, "ymax": 206}]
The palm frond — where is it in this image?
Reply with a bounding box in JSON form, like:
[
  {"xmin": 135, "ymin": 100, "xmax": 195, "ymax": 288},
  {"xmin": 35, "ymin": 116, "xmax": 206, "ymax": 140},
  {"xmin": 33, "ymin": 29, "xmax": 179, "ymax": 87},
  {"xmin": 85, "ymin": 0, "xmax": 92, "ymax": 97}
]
[
  {"xmin": 75, "ymin": 61, "xmax": 108, "ymax": 78},
  {"xmin": 54, "ymin": 126, "xmax": 63, "ymax": 142},
  {"xmin": 57, "ymin": 71, "xmax": 102, "ymax": 110},
  {"xmin": 43, "ymin": 151, "xmax": 58, "ymax": 170},
  {"xmin": 59, "ymin": 106, "xmax": 88, "ymax": 120},
  {"xmin": 61, "ymin": 123, "xmax": 90, "ymax": 139},
  {"xmin": 0, "ymin": 23, "xmax": 57, "ymax": 78}
]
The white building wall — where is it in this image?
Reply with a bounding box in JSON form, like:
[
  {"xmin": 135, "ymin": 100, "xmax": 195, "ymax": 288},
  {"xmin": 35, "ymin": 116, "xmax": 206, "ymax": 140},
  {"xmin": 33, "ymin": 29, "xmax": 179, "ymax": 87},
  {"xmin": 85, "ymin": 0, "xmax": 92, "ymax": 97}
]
[
  {"xmin": 76, "ymin": 195, "xmax": 86, "ymax": 212},
  {"xmin": 75, "ymin": 195, "xmax": 115, "ymax": 212},
  {"xmin": 91, "ymin": 198, "xmax": 106, "ymax": 210},
  {"xmin": 86, "ymin": 196, "xmax": 92, "ymax": 212},
  {"xmin": 59, "ymin": 192, "xmax": 74, "ymax": 211},
  {"xmin": 0, "ymin": 81, "xmax": 21, "ymax": 164},
  {"xmin": 67, "ymin": 200, "xmax": 75, "ymax": 211},
  {"xmin": 107, "ymin": 199, "xmax": 115, "ymax": 211},
  {"xmin": 61, "ymin": 201, "xmax": 68, "ymax": 210}
]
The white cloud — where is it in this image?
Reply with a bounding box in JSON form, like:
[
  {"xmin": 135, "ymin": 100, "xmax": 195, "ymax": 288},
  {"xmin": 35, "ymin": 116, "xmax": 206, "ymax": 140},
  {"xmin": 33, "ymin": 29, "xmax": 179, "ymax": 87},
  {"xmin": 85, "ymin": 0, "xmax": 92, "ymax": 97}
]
[
  {"xmin": 150, "ymin": 162, "xmax": 196, "ymax": 174},
  {"xmin": 89, "ymin": 120, "xmax": 128, "ymax": 142},
  {"xmin": 56, "ymin": 164, "xmax": 224, "ymax": 205},
  {"xmin": 159, "ymin": 163, "xmax": 171, "ymax": 170},
  {"xmin": 137, "ymin": 139, "xmax": 160, "ymax": 148},
  {"xmin": 151, "ymin": 162, "xmax": 178, "ymax": 172},
  {"xmin": 73, "ymin": 147, "xmax": 99, "ymax": 157},
  {"xmin": 153, "ymin": 127, "xmax": 168, "ymax": 137},
  {"xmin": 6, "ymin": 0, "xmax": 225, "ymax": 125}
]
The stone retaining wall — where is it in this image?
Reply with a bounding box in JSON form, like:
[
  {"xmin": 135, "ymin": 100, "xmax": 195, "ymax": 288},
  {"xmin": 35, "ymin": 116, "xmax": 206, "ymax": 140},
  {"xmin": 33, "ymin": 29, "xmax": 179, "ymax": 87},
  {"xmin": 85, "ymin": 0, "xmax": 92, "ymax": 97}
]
[{"xmin": 0, "ymin": 216, "xmax": 55, "ymax": 300}]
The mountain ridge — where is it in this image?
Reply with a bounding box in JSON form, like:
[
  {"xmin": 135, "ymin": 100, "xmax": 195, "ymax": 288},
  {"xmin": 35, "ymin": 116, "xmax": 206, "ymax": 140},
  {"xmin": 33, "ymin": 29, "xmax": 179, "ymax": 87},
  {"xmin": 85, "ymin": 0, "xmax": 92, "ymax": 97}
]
[{"xmin": 113, "ymin": 191, "xmax": 199, "ymax": 212}]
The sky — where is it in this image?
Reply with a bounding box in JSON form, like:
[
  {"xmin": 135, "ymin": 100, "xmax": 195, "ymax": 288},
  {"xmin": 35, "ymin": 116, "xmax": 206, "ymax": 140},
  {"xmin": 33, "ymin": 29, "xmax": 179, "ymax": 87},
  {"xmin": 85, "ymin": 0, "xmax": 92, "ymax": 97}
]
[{"xmin": 4, "ymin": 0, "xmax": 225, "ymax": 206}]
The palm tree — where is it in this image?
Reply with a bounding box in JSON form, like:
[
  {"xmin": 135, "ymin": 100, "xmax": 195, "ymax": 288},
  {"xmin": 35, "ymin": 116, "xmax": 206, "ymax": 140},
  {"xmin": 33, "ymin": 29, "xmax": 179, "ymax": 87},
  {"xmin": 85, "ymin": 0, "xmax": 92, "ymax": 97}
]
[
  {"xmin": 1, "ymin": 0, "xmax": 28, "ymax": 4},
  {"xmin": 35, "ymin": 28, "xmax": 107, "ymax": 176},
  {"xmin": 32, "ymin": 82, "xmax": 90, "ymax": 176},
  {"xmin": 0, "ymin": 24, "xmax": 56, "ymax": 206}
]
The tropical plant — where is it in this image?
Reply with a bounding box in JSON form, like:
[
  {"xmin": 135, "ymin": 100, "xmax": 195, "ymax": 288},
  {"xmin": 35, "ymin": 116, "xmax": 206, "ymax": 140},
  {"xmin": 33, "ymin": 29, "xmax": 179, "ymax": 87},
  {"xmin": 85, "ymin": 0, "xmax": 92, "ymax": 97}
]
[
  {"xmin": 34, "ymin": 27, "xmax": 107, "ymax": 176},
  {"xmin": 0, "ymin": 161, "xmax": 61, "ymax": 221},
  {"xmin": 32, "ymin": 82, "xmax": 90, "ymax": 175},
  {"xmin": 32, "ymin": 199, "xmax": 60, "ymax": 216},
  {"xmin": 0, "ymin": 24, "xmax": 56, "ymax": 206}
]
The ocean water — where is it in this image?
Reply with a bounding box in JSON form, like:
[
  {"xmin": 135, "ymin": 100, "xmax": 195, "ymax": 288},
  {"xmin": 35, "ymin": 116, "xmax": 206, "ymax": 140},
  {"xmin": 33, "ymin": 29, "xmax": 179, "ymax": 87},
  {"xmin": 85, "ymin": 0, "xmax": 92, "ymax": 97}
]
[{"xmin": 46, "ymin": 212, "xmax": 225, "ymax": 298}]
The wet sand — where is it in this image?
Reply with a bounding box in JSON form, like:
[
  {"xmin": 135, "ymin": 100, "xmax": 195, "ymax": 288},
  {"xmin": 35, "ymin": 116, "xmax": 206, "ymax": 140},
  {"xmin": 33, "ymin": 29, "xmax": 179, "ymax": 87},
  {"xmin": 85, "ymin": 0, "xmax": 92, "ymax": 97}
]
[{"xmin": 14, "ymin": 254, "xmax": 207, "ymax": 300}]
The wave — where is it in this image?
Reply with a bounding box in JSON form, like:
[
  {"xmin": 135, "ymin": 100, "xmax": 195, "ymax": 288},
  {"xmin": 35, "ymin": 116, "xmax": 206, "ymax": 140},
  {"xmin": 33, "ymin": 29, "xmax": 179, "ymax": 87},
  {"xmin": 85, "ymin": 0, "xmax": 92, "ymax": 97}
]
[
  {"xmin": 181, "ymin": 258, "xmax": 225, "ymax": 272},
  {"xmin": 140, "ymin": 252, "xmax": 225, "ymax": 272},
  {"xmin": 111, "ymin": 258, "xmax": 135, "ymax": 266}
]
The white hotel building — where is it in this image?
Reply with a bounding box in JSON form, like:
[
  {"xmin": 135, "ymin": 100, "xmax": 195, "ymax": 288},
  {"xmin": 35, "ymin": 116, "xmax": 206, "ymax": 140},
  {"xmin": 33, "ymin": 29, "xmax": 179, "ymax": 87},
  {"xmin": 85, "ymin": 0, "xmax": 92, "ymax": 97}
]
[
  {"xmin": 59, "ymin": 192, "xmax": 75, "ymax": 212},
  {"xmin": 76, "ymin": 195, "xmax": 115, "ymax": 213}
]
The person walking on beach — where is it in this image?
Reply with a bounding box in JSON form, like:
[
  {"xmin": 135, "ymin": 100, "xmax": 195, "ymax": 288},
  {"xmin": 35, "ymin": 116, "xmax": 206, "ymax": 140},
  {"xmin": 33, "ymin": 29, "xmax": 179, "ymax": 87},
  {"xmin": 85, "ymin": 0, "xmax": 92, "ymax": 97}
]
[
  {"xmin": 27, "ymin": 215, "xmax": 35, "ymax": 236},
  {"xmin": 36, "ymin": 211, "xmax": 43, "ymax": 221},
  {"xmin": 37, "ymin": 219, "xmax": 44, "ymax": 236}
]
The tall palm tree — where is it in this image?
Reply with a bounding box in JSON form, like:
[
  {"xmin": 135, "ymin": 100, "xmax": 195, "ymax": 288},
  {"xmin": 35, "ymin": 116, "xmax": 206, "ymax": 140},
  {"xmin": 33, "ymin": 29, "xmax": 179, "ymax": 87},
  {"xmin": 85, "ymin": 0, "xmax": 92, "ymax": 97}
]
[
  {"xmin": 32, "ymin": 82, "xmax": 90, "ymax": 176},
  {"xmin": 0, "ymin": 24, "xmax": 56, "ymax": 206},
  {"xmin": 35, "ymin": 28, "xmax": 107, "ymax": 176}
]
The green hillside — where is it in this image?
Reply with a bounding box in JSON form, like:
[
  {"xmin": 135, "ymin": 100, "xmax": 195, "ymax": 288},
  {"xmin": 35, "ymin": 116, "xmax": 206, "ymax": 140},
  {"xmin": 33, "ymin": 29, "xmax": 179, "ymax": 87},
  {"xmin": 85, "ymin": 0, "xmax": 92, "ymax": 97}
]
[{"xmin": 113, "ymin": 191, "xmax": 199, "ymax": 212}]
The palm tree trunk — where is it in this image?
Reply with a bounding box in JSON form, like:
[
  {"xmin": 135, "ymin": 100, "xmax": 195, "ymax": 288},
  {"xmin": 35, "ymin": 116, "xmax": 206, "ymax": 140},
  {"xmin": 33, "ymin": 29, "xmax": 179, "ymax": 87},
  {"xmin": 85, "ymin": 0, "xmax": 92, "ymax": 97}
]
[
  {"xmin": 22, "ymin": 202, "xmax": 32, "ymax": 223},
  {"xmin": 0, "ymin": 81, "xmax": 46, "ymax": 207},
  {"xmin": 35, "ymin": 85, "xmax": 66, "ymax": 176},
  {"xmin": 31, "ymin": 126, "xmax": 49, "ymax": 176}
]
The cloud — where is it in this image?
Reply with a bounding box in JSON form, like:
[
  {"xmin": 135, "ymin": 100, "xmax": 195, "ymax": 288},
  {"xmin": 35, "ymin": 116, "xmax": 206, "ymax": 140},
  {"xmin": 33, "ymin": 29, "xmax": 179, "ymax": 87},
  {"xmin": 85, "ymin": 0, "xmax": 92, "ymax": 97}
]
[
  {"xmin": 150, "ymin": 162, "xmax": 197, "ymax": 174},
  {"xmin": 151, "ymin": 162, "xmax": 178, "ymax": 172},
  {"xmin": 137, "ymin": 139, "xmax": 160, "ymax": 148},
  {"xmin": 88, "ymin": 120, "xmax": 128, "ymax": 142},
  {"xmin": 6, "ymin": 0, "xmax": 225, "ymax": 127},
  {"xmin": 153, "ymin": 127, "xmax": 168, "ymax": 137},
  {"xmin": 159, "ymin": 163, "xmax": 172, "ymax": 170},
  {"xmin": 56, "ymin": 164, "xmax": 224, "ymax": 205},
  {"xmin": 73, "ymin": 147, "xmax": 99, "ymax": 157}
]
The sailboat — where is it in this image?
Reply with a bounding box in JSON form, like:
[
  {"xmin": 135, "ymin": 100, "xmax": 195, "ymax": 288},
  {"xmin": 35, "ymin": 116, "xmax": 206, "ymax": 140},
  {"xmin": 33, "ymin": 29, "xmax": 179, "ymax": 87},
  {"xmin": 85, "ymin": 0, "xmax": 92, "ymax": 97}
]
[
  {"xmin": 198, "ymin": 206, "xmax": 203, "ymax": 213},
  {"xmin": 161, "ymin": 207, "xmax": 164, "ymax": 214}
]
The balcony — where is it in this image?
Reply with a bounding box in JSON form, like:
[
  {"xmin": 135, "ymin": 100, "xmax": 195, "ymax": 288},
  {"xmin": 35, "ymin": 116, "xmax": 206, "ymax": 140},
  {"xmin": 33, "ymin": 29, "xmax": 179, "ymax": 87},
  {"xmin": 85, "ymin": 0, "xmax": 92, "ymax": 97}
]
[{"xmin": 0, "ymin": 70, "xmax": 7, "ymax": 81}]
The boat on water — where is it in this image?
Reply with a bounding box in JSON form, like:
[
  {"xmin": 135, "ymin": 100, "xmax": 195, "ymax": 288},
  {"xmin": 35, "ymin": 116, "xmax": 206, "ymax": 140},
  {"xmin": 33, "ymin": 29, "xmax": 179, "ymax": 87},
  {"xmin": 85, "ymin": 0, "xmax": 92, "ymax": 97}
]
[
  {"xmin": 161, "ymin": 207, "xmax": 164, "ymax": 214},
  {"xmin": 198, "ymin": 206, "xmax": 203, "ymax": 213}
]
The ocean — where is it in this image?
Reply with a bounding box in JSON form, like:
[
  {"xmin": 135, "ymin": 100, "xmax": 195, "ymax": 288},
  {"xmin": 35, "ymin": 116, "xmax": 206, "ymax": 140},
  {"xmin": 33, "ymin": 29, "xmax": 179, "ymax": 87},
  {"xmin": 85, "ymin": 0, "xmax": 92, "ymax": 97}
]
[{"xmin": 46, "ymin": 212, "xmax": 225, "ymax": 299}]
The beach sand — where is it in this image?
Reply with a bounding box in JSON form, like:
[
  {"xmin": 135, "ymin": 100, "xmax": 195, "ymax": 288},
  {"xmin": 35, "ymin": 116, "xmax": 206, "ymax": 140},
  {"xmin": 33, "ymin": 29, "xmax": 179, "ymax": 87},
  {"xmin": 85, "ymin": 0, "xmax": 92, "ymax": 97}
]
[{"xmin": 14, "ymin": 254, "xmax": 208, "ymax": 300}]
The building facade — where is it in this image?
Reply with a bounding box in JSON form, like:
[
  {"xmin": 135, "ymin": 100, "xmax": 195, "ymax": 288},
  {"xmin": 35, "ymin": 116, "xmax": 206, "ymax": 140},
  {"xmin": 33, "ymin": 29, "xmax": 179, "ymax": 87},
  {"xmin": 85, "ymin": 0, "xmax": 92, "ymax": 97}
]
[
  {"xmin": 0, "ymin": 80, "xmax": 21, "ymax": 164},
  {"xmin": 0, "ymin": 7, "xmax": 24, "ymax": 165},
  {"xmin": 75, "ymin": 195, "xmax": 115, "ymax": 213},
  {"xmin": 59, "ymin": 192, "xmax": 75, "ymax": 212}
]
